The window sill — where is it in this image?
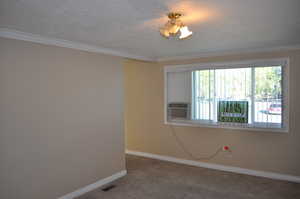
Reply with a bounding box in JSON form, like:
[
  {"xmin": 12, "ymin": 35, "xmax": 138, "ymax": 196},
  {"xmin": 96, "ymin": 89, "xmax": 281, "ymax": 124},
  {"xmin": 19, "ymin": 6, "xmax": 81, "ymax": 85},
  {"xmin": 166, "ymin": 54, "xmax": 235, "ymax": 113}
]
[{"xmin": 165, "ymin": 120, "xmax": 288, "ymax": 133}]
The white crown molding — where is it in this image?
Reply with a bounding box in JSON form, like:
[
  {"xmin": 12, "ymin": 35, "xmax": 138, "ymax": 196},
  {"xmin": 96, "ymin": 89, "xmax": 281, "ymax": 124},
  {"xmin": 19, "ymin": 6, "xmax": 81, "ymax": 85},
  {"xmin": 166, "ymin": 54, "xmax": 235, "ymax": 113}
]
[
  {"xmin": 57, "ymin": 170, "xmax": 127, "ymax": 199},
  {"xmin": 2, "ymin": 28, "xmax": 300, "ymax": 62},
  {"xmin": 156, "ymin": 45, "xmax": 300, "ymax": 62},
  {"xmin": 0, "ymin": 28, "xmax": 153, "ymax": 61},
  {"xmin": 126, "ymin": 150, "xmax": 300, "ymax": 183}
]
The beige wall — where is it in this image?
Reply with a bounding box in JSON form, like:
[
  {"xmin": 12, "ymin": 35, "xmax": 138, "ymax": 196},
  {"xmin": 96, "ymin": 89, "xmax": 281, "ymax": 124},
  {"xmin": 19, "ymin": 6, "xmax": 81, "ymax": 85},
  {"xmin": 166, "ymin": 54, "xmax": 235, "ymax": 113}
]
[
  {"xmin": 125, "ymin": 50, "xmax": 300, "ymax": 176},
  {"xmin": 0, "ymin": 38, "xmax": 125, "ymax": 199}
]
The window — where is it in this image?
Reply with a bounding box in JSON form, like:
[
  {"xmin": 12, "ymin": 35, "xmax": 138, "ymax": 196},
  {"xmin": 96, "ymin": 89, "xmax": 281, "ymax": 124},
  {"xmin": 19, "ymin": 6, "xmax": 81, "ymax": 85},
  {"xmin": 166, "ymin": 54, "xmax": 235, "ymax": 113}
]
[{"xmin": 165, "ymin": 58, "xmax": 289, "ymax": 132}]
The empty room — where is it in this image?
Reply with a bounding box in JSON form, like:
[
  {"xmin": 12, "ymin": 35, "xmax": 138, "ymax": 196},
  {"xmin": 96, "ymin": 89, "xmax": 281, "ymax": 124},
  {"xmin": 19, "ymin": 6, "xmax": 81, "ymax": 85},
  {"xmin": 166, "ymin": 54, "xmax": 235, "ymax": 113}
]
[{"xmin": 1, "ymin": 0, "xmax": 300, "ymax": 199}]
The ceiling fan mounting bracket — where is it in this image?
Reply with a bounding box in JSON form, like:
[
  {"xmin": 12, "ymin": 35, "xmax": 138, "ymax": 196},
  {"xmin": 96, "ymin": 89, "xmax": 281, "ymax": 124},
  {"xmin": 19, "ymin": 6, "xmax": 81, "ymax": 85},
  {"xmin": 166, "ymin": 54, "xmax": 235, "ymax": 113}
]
[{"xmin": 168, "ymin": 12, "xmax": 182, "ymax": 20}]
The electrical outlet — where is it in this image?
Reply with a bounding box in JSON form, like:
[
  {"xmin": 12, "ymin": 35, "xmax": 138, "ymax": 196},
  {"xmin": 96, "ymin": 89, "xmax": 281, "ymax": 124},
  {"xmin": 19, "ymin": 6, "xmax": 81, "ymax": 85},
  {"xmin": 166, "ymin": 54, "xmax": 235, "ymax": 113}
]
[
  {"xmin": 222, "ymin": 146, "xmax": 233, "ymax": 158},
  {"xmin": 225, "ymin": 152, "xmax": 233, "ymax": 158}
]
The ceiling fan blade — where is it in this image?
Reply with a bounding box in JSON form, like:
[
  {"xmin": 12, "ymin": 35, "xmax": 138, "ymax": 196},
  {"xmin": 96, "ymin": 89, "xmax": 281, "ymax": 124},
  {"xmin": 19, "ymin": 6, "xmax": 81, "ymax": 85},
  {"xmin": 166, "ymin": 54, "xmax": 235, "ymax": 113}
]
[
  {"xmin": 167, "ymin": 1, "xmax": 218, "ymax": 25},
  {"xmin": 138, "ymin": 0, "xmax": 218, "ymax": 30},
  {"xmin": 141, "ymin": 15, "xmax": 167, "ymax": 29}
]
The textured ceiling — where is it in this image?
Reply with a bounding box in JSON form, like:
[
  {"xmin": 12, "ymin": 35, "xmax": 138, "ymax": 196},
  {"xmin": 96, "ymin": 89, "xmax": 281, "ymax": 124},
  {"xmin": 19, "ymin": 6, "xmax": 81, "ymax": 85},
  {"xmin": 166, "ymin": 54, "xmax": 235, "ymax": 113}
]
[{"xmin": 1, "ymin": 0, "xmax": 300, "ymax": 60}]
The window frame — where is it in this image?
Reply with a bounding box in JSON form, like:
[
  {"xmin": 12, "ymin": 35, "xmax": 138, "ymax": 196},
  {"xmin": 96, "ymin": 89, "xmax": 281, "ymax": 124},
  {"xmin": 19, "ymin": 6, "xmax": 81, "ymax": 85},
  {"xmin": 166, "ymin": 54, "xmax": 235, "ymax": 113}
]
[{"xmin": 164, "ymin": 58, "xmax": 289, "ymax": 133}]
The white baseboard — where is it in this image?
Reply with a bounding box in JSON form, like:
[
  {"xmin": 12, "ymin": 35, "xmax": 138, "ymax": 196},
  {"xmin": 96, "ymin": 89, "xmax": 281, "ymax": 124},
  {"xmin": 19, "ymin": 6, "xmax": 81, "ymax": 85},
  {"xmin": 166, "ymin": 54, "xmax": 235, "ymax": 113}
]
[
  {"xmin": 58, "ymin": 170, "xmax": 127, "ymax": 199},
  {"xmin": 126, "ymin": 150, "xmax": 300, "ymax": 183}
]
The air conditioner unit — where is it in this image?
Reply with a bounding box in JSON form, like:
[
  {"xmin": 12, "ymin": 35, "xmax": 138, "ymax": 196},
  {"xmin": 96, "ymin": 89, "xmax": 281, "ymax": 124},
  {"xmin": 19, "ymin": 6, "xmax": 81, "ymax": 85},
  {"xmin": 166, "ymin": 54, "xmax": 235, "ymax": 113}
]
[{"xmin": 167, "ymin": 103, "xmax": 190, "ymax": 121}]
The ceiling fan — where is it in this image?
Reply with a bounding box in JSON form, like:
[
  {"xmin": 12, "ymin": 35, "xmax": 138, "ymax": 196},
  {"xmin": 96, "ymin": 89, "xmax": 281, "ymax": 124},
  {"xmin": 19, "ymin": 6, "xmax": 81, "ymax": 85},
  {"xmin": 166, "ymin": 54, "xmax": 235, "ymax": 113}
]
[
  {"xmin": 140, "ymin": 1, "xmax": 217, "ymax": 40},
  {"xmin": 159, "ymin": 12, "xmax": 193, "ymax": 39}
]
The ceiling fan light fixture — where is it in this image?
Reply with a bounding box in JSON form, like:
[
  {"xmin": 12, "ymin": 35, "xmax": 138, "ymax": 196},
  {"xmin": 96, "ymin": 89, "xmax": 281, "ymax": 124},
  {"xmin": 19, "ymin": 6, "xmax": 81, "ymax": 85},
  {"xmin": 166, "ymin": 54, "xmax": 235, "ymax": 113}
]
[
  {"xmin": 179, "ymin": 26, "xmax": 193, "ymax": 39},
  {"xmin": 159, "ymin": 12, "xmax": 192, "ymax": 40},
  {"xmin": 160, "ymin": 28, "xmax": 170, "ymax": 38}
]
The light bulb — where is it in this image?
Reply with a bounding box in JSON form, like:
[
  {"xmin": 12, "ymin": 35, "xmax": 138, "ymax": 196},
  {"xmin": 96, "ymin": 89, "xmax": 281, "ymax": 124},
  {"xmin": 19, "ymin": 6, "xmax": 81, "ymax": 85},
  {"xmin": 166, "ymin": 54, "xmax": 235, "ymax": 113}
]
[
  {"xmin": 160, "ymin": 28, "xmax": 170, "ymax": 38},
  {"xmin": 179, "ymin": 26, "xmax": 192, "ymax": 39}
]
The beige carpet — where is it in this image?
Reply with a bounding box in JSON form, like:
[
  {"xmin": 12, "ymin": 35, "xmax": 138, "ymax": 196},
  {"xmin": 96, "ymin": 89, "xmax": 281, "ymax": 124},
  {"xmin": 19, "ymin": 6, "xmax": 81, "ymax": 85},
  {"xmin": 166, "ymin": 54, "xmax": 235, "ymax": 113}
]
[{"xmin": 77, "ymin": 155, "xmax": 300, "ymax": 199}]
